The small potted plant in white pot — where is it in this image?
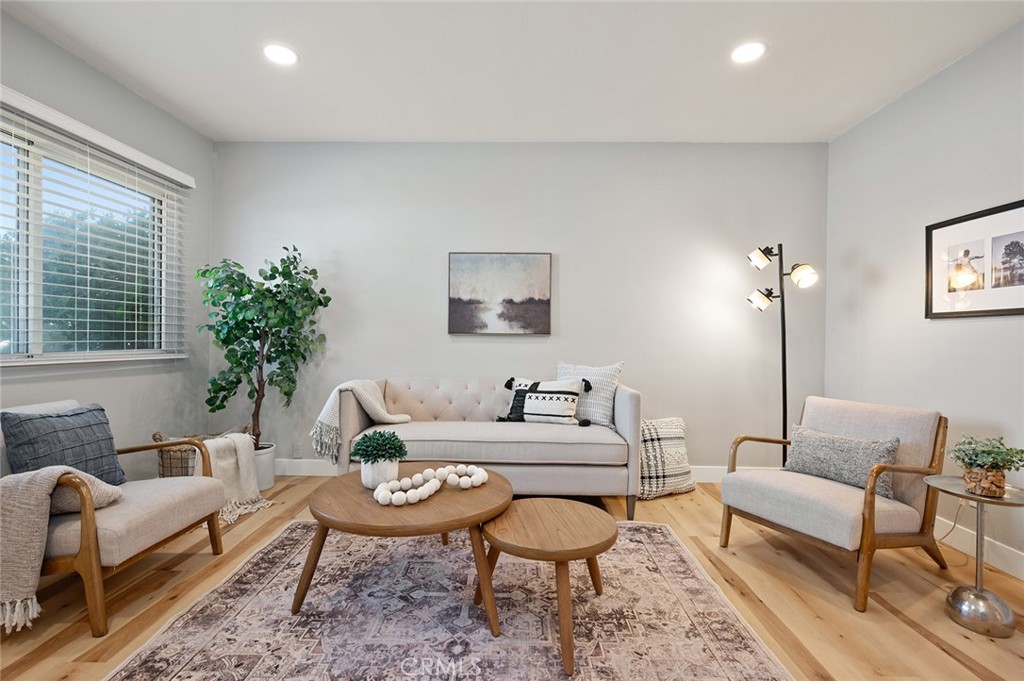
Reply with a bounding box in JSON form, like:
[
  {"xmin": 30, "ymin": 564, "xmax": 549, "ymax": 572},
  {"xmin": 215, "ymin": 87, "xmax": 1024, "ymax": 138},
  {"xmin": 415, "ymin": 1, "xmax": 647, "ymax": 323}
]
[
  {"xmin": 352, "ymin": 431, "xmax": 408, "ymax": 489},
  {"xmin": 948, "ymin": 434, "xmax": 1024, "ymax": 498}
]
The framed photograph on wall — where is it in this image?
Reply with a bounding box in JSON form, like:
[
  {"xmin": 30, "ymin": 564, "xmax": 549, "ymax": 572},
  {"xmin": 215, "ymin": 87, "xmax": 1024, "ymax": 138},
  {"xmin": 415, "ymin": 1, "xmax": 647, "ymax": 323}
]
[
  {"xmin": 448, "ymin": 252, "xmax": 551, "ymax": 334},
  {"xmin": 926, "ymin": 199, "xmax": 1024, "ymax": 319}
]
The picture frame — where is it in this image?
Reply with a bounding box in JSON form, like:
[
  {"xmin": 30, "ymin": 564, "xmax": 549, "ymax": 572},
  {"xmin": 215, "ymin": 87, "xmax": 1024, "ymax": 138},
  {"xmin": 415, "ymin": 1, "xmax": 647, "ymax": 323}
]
[
  {"xmin": 448, "ymin": 252, "xmax": 552, "ymax": 335},
  {"xmin": 925, "ymin": 199, "xmax": 1024, "ymax": 319}
]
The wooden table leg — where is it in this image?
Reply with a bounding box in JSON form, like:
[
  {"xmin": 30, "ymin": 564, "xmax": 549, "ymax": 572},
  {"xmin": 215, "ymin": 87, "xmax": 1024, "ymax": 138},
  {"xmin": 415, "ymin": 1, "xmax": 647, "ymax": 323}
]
[
  {"xmin": 586, "ymin": 555, "xmax": 603, "ymax": 595},
  {"xmin": 469, "ymin": 524, "xmax": 501, "ymax": 636},
  {"xmin": 440, "ymin": 532, "xmax": 450, "ymax": 545},
  {"xmin": 555, "ymin": 561, "xmax": 574, "ymax": 675},
  {"xmin": 474, "ymin": 545, "xmax": 502, "ymax": 605},
  {"xmin": 291, "ymin": 523, "xmax": 329, "ymax": 615}
]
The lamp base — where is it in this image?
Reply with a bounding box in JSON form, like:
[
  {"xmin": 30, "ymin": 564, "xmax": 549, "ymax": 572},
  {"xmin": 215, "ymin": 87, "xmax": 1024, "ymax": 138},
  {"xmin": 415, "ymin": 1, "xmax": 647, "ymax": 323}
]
[{"xmin": 945, "ymin": 586, "xmax": 1016, "ymax": 638}]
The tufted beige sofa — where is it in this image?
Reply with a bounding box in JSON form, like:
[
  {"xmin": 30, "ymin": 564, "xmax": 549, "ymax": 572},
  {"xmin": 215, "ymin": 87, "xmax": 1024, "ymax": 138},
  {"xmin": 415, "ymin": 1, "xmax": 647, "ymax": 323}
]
[{"xmin": 339, "ymin": 378, "xmax": 642, "ymax": 519}]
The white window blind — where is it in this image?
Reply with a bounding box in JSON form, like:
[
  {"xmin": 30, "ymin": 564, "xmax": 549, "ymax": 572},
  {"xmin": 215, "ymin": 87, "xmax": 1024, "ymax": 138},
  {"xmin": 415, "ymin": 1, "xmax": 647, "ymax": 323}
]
[{"xmin": 1, "ymin": 101, "xmax": 190, "ymax": 364}]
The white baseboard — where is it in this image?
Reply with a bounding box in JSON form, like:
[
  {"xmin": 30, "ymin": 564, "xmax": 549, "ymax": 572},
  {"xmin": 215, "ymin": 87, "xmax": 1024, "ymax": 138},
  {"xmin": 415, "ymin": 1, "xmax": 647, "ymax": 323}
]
[
  {"xmin": 933, "ymin": 515, "xmax": 1024, "ymax": 581},
  {"xmin": 276, "ymin": 457, "xmax": 336, "ymax": 476}
]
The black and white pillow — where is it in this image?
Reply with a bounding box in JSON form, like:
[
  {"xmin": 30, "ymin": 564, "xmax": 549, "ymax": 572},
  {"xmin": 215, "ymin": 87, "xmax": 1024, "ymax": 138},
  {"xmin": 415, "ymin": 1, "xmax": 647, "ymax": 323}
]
[
  {"xmin": 501, "ymin": 377, "xmax": 591, "ymax": 426},
  {"xmin": 557, "ymin": 360, "xmax": 624, "ymax": 430},
  {"xmin": 639, "ymin": 417, "xmax": 695, "ymax": 499}
]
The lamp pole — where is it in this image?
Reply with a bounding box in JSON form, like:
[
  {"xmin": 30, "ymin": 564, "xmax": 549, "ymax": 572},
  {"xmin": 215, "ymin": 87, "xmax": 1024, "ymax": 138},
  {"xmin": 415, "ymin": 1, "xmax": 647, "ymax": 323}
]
[{"xmin": 775, "ymin": 243, "xmax": 789, "ymax": 464}]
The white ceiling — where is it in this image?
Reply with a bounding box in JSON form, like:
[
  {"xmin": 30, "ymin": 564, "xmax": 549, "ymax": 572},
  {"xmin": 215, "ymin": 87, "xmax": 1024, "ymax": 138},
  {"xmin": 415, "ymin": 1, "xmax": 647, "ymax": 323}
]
[{"xmin": 5, "ymin": 1, "xmax": 1023, "ymax": 143}]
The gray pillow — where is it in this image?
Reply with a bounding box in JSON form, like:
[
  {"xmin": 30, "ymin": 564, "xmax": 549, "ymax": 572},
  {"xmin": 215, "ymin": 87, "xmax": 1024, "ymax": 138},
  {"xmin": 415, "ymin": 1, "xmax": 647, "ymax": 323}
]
[
  {"xmin": 556, "ymin": 360, "xmax": 624, "ymax": 429},
  {"xmin": 785, "ymin": 424, "xmax": 900, "ymax": 498},
  {"xmin": 50, "ymin": 468, "xmax": 124, "ymax": 514},
  {"xmin": 1, "ymin": 404, "xmax": 126, "ymax": 485}
]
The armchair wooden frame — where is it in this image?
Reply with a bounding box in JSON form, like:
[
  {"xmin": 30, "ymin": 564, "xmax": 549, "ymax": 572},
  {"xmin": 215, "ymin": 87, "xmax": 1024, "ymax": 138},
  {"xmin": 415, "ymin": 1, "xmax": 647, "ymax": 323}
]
[
  {"xmin": 43, "ymin": 439, "xmax": 224, "ymax": 637},
  {"xmin": 719, "ymin": 416, "xmax": 949, "ymax": 612}
]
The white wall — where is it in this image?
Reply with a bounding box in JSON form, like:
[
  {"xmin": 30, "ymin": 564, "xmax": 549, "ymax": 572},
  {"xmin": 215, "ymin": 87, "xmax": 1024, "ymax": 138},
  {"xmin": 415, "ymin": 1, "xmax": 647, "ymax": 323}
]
[
  {"xmin": 0, "ymin": 14, "xmax": 215, "ymax": 479},
  {"xmin": 826, "ymin": 22, "xmax": 1024, "ymax": 557},
  {"xmin": 211, "ymin": 142, "xmax": 827, "ymax": 468}
]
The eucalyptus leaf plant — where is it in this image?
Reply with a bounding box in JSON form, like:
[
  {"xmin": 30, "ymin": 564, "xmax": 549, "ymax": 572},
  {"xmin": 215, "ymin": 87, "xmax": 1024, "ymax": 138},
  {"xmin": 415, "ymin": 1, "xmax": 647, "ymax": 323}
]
[
  {"xmin": 197, "ymin": 246, "xmax": 331, "ymax": 448},
  {"xmin": 948, "ymin": 435, "xmax": 1024, "ymax": 472}
]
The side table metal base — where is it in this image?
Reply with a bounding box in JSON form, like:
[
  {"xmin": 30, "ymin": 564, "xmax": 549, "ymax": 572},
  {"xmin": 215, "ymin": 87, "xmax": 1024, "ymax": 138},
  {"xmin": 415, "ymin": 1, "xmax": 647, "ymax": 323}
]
[{"xmin": 945, "ymin": 586, "xmax": 1016, "ymax": 638}]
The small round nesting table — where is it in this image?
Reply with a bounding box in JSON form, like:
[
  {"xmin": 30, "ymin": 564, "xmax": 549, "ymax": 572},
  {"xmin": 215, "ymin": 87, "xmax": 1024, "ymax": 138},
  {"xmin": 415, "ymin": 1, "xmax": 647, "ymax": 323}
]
[
  {"xmin": 477, "ymin": 498, "xmax": 618, "ymax": 675},
  {"xmin": 291, "ymin": 461, "xmax": 512, "ymax": 636},
  {"xmin": 924, "ymin": 475, "xmax": 1024, "ymax": 638}
]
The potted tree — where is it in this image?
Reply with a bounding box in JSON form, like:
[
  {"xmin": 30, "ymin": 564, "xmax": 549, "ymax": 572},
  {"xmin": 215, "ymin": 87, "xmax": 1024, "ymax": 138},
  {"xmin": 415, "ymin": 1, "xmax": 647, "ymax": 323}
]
[
  {"xmin": 197, "ymin": 246, "xmax": 331, "ymax": 486},
  {"xmin": 948, "ymin": 434, "xmax": 1024, "ymax": 498},
  {"xmin": 352, "ymin": 431, "xmax": 408, "ymax": 489}
]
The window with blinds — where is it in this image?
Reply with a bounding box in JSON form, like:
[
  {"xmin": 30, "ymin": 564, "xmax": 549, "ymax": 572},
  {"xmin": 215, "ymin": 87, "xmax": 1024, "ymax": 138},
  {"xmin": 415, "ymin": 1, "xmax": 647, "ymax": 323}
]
[{"xmin": 1, "ymin": 103, "xmax": 189, "ymax": 364}]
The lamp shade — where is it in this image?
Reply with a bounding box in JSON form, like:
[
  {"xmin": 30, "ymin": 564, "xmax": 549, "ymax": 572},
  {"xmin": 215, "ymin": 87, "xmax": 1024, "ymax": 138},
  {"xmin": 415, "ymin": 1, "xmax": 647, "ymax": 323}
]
[
  {"xmin": 790, "ymin": 263, "xmax": 819, "ymax": 288},
  {"xmin": 747, "ymin": 289, "xmax": 773, "ymax": 311},
  {"xmin": 747, "ymin": 247, "xmax": 772, "ymax": 270}
]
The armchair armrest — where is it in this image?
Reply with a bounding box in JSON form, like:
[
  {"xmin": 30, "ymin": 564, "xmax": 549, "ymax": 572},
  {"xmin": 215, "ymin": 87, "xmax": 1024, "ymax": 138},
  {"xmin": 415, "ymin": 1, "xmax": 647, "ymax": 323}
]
[
  {"xmin": 727, "ymin": 435, "xmax": 791, "ymax": 472},
  {"xmin": 54, "ymin": 472, "xmax": 99, "ymax": 567},
  {"xmin": 861, "ymin": 463, "xmax": 938, "ymax": 517},
  {"xmin": 117, "ymin": 438, "xmax": 213, "ymax": 477},
  {"xmin": 613, "ymin": 385, "xmax": 641, "ymax": 496}
]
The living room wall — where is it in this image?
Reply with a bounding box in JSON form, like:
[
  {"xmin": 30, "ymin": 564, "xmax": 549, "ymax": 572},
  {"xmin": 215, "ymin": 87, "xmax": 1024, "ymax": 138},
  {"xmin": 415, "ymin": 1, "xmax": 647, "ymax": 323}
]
[
  {"xmin": 826, "ymin": 22, "xmax": 1023, "ymax": 567},
  {"xmin": 0, "ymin": 14, "xmax": 215, "ymax": 479},
  {"xmin": 210, "ymin": 142, "xmax": 827, "ymax": 470}
]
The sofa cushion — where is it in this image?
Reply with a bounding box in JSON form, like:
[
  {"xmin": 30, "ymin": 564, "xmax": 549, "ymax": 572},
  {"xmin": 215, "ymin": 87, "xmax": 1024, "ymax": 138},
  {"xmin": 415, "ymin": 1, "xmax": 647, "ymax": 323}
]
[
  {"xmin": 355, "ymin": 421, "xmax": 627, "ymax": 466},
  {"xmin": 2, "ymin": 404, "xmax": 126, "ymax": 485},
  {"xmin": 383, "ymin": 378, "xmax": 514, "ymax": 422},
  {"xmin": 785, "ymin": 425, "xmax": 900, "ymax": 498},
  {"xmin": 45, "ymin": 476, "xmax": 225, "ymax": 566},
  {"xmin": 721, "ymin": 469, "xmax": 921, "ymax": 550},
  {"xmin": 557, "ymin": 360, "xmax": 623, "ymax": 429}
]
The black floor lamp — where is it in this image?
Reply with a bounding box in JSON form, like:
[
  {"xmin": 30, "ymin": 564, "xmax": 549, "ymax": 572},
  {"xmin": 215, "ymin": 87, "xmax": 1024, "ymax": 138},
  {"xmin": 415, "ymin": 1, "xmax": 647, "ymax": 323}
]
[{"xmin": 746, "ymin": 243, "xmax": 818, "ymax": 464}]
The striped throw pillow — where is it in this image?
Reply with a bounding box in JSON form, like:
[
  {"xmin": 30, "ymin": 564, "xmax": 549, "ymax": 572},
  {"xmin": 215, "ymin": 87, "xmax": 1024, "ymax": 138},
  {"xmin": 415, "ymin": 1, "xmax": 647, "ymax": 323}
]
[{"xmin": 557, "ymin": 361, "xmax": 624, "ymax": 430}]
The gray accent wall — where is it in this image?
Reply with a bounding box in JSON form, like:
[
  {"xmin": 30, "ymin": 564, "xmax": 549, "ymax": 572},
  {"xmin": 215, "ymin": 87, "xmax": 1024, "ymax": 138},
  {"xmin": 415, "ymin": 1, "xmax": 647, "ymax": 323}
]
[
  {"xmin": 0, "ymin": 14, "xmax": 215, "ymax": 479},
  {"xmin": 826, "ymin": 22, "xmax": 1024, "ymax": 551},
  {"xmin": 210, "ymin": 142, "xmax": 828, "ymax": 467}
]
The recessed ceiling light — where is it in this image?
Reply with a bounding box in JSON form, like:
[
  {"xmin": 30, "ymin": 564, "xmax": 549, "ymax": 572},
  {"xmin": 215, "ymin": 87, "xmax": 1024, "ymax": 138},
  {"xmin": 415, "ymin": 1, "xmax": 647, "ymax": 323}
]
[
  {"xmin": 263, "ymin": 44, "xmax": 299, "ymax": 66},
  {"xmin": 731, "ymin": 42, "xmax": 767, "ymax": 64}
]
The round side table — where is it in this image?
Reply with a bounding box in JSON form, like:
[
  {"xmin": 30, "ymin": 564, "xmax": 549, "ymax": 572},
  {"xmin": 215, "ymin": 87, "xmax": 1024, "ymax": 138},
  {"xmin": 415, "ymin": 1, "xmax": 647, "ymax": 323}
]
[
  {"xmin": 477, "ymin": 498, "xmax": 618, "ymax": 675},
  {"xmin": 924, "ymin": 475, "xmax": 1024, "ymax": 638}
]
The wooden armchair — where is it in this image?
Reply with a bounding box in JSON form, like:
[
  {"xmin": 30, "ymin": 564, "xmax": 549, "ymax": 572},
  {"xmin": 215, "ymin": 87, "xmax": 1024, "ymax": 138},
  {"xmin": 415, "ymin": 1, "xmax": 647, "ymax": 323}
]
[
  {"xmin": 719, "ymin": 396, "xmax": 948, "ymax": 611},
  {"xmin": 2, "ymin": 401, "xmax": 225, "ymax": 637}
]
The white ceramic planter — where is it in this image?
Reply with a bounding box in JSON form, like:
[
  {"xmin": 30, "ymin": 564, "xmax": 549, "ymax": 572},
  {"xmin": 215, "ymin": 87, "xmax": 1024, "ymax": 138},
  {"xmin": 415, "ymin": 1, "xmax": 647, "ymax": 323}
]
[
  {"xmin": 361, "ymin": 460, "xmax": 399, "ymax": 489},
  {"xmin": 254, "ymin": 443, "xmax": 276, "ymax": 491}
]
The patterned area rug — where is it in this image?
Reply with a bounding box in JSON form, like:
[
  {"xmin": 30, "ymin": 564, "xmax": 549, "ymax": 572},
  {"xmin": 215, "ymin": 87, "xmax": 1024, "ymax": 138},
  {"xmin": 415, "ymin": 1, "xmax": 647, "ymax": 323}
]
[{"xmin": 110, "ymin": 521, "xmax": 791, "ymax": 680}]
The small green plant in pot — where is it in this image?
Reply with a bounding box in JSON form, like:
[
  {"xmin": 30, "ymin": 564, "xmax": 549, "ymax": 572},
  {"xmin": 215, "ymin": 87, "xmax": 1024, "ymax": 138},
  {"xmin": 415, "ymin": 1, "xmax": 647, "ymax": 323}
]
[
  {"xmin": 948, "ymin": 435, "xmax": 1024, "ymax": 498},
  {"xmin": 352, "ymin": 430, "xmax": 408, "ymax": 489}
]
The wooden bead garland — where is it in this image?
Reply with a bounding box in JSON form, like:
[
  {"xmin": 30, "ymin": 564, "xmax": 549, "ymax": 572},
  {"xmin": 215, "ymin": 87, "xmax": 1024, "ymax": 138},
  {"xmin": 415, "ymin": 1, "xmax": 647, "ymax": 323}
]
[{"xmin": 372, "ymin": 464, "xmax": 489, "ymax": 507}]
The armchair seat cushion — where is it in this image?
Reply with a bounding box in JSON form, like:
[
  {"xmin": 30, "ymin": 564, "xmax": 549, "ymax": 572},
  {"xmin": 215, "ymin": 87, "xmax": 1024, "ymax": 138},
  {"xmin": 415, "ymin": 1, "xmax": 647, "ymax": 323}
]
[
  {"xmin": 45, "ymin": 476, "xmax": 225, "ymax": 566},
  {"xmin": 721, "ymin": 469, "xmax": 921, "ymax": 551}
]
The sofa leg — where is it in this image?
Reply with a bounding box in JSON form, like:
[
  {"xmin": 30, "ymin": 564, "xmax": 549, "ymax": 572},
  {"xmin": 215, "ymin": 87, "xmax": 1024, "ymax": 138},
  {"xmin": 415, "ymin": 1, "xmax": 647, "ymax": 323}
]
[
  {"xmin": 922, "ymin": 537, "xmax": 947, "ymax": 569},
  {"xmin": 719, "ymin": 506, "xmax": 733, "ymax": 548},
  {"xmin": 626, "ymin": 495, "xmax": 636, "ymax": 521},
  {"xmin": 207, "ymin": 512, "xmax": 224, "ymax": 555}
]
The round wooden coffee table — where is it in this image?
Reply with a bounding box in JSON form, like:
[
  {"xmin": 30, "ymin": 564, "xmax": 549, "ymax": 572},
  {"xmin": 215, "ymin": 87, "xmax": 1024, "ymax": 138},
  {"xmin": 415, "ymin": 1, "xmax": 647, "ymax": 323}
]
[
  {"xmin": 291, "ymin": 461, "xmax": 512, "ymax": 636},
  {"xmin": 478, "ymin": 498, "xmax": 618, "ymax": 675}
]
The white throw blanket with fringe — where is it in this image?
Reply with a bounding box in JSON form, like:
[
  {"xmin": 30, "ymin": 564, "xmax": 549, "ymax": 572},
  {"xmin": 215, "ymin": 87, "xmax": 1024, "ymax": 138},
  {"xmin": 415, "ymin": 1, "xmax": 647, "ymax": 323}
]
[
  {"xmin": 1, "ymin": 466, "xmax": 81, "ymax": 633},
  {"xmin": 197, "ymin": 433, "xmax": 273, "ymax": 524},
  {"xmin": 310, "ymin": 380, "xmax": 410, "ymax": 464}
]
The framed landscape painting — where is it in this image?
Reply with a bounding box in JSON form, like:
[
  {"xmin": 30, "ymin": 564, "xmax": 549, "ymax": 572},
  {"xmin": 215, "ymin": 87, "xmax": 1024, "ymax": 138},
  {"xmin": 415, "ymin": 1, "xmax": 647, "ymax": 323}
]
[
  {"xmin": 448, "ymin": 252, "xmax": 551, "ymax": 334},
  {"xmin": 926, "ymin": 199, "xmax": 1024, "ymax": 319}
]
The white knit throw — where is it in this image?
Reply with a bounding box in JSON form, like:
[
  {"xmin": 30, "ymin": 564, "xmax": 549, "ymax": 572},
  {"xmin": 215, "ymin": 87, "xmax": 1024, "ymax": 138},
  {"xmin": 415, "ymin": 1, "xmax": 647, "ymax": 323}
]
[
  {"xmin": 197, "ymin": 433, "xmax": 272, "ymax": 524},
  {"xmin": 310, "ymin": 380, "xmax": 410, "ymax": 464},
  {"xmin": 1, "ymin": 466, "xmax": 86, "ymax": 633}
]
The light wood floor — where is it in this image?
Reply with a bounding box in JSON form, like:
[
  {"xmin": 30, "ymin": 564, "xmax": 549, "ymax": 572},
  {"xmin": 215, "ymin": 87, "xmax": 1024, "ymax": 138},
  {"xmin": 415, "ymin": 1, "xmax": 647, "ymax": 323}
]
[{"xmin": 2, "ymin": 478, "xmax": 1022, "ymax": 680}]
